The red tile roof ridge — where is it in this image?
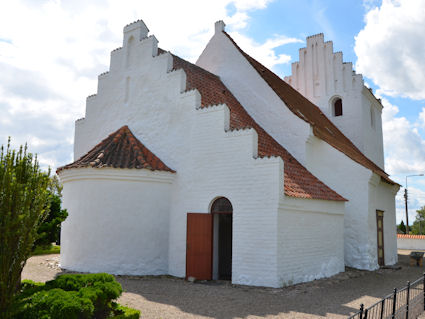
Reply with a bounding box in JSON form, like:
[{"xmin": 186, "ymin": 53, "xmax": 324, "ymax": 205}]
[
  {"xmin": 57, "ymin": 125, "xmax": 175, "ymax": 174},
  {"xmin": 222, "ymin": 31, "xmax": 397, "ymax": 186},
  {"xmin": 171, "ymin": 53, "xmax": 346, "ymax": 201},
  {"xmin": 397, "ymin": 234, "xmax": 425, "ymax": 239}
]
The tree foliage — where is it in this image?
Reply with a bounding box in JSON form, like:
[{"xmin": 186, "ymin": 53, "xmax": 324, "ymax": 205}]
[
  {"xmin": 411, "ymin": 206, "xmax": 425, "ymax": 235},
  {"xmin": 397, "ymin": 220, "xmax": 406, "ymax": 234},
  {"xmin": 34, "ymin": 191, "xmax": 68, "ymax": 248},
  {"xmin": 0, "ymin": 139, "xmax": 51, "ymax": 318}
]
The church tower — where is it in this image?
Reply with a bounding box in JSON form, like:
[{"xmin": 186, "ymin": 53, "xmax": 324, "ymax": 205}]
[{"xmin": 284, "ymin": 34, "xmax": 385, "ymax": 169}]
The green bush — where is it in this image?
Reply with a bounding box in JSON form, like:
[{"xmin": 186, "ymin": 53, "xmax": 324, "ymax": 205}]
[
  {"xmin": 111, "ymin": 303, "xmax": 141, "ymax": 319},
  {"xmin": 15, "ymin": 288, "xmax": 94, "ymax": 319},
  {"xmin": 13, "ymin": 274, "xmax": 138, "ymax": 319}
]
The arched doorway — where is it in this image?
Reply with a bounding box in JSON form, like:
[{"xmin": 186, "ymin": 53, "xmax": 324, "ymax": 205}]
[{"xmin": 211, "ymin": 197, "xmax": 233, "ymax": 280}]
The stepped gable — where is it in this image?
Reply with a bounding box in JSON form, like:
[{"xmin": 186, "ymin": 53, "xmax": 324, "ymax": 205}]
[
  {"xmin": 172, "ymin": 54, "xmax": 346, "ymax": 201},
  {"xmin": 57, "ymin": 125, "xmax": 175, "ymax": 173},
  {"xmin": 222, "ymin": 31, "xmax": 396, "ymax": 186}
]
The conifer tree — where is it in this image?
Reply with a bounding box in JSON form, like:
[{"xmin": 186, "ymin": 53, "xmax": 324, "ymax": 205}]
[{"xmin": 0, "ymin": 139, "xmax": 51, "ymax": 318}]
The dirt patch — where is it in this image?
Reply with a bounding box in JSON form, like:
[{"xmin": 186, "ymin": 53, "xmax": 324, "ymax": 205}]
[{"xmin": 22, "ymin": 252, "xmax": 425, "ymax": 318}]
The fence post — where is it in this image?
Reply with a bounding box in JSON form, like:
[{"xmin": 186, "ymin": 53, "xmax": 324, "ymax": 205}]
[
  {"xmin": 392, "ymin": 288, "xmax": 397, "ymax": 319},
  {"xmin": 406, "ymin": 281, "xmax": 410, "ymax": 319},
  {"xmin": 380, "ymin": 298, "xmax": 385, "ymax": 319},
  {"xmin": 423, "ymin": 273, "xmax": 425, "ymax": 311},
  {"xmin": 363, "ymin": 309, "xmax": 368, "ymax": 319},
  {"xmin": 360, "ymin": 303, "xmax": 364, "ymax": 319}
]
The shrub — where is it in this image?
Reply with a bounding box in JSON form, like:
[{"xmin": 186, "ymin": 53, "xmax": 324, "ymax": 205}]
[
  {"xmin": 0, "ymin": 140, "xmax": 51, "ymax": 318},
  {"xmin": 15, "ymin": 288, "xmax": 94, "ymax": 319},
  {"xmin": 111, "ymin": 303, "xmax": 141, "ymax": 319},
  {"xmin": 13, "ymin": 273, "xmax": 138, "ymax": 319}
]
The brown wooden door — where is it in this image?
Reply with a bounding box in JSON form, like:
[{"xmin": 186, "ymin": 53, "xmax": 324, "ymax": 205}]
[
  {"xmin": 186, "ymin": 213, "xmax": 213, "ymax": 280},
  {"xmin": 376, "ymin": 210, "xmax": 385, "ymax": 266}
]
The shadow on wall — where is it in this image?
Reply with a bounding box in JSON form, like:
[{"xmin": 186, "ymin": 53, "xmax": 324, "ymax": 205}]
[{"xmin": 92, "ymin": 253, "xmax": 423, "ymax": 319}]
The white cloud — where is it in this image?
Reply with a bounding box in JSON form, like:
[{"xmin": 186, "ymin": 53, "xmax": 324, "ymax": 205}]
[
  {"xmin": 355, "ymin": 0, "xmax": 425, "ymax": 99},
  {"xmin": 0, "ymin": 0, "xmax": 295, "ymax": 170},
  {"xmin": 228, "ymin": 32, "xmax": 302, "ymax": 70},
  {"xmin": 382, "ymin": 98, "xmax": 425, "ymax": 175}
]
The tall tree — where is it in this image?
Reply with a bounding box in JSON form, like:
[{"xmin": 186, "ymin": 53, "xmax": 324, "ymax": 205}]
[{"xmin": 0, "ymin": 140, "xmax": 51, "ymax": 318}]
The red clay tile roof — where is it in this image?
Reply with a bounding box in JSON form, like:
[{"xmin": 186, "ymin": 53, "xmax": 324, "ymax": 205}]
[
  {"xmin": 57, "ymin": 125, "xmax": 175, "ymax": 173},
  {"xmin": 223, "ymin": 31, "xmax": 396, "ymax": 186},
  {"xmin": 397, "ymin": 234, "xmax": 425, "ymax": 239},
  {"xmin": 172, "ymin": 54, "xmax": 346, "ymax": 201}
]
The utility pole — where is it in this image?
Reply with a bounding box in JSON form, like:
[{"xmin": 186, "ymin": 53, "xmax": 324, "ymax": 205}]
[
  {"xmin": 405, "ymin": 188, "xmax": 409, "ymax": 234},
  {"xmin": 405, "ymin": 174, "xmax": 424, "ymax": 235}
]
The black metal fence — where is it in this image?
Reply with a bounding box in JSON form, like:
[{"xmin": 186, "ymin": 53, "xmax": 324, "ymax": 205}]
[{"xmin": 348, "ymin": 274, "xmax": 425, "ymax": 319}]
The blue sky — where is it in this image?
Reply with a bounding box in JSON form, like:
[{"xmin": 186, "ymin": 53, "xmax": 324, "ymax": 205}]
[{"xmin": 1, "ymin": 0, "xmax": 424, "ymax": 224}]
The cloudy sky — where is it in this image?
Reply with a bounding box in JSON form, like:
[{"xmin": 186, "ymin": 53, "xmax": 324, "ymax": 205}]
[{"xmin": 1, "ymin": 0, "xmax": 424, "ymax": 224}]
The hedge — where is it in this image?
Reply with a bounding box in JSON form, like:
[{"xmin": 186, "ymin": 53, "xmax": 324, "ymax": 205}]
[{"xmin": 13, "ymin": 273, "xmax": 140, "ymax": 318}]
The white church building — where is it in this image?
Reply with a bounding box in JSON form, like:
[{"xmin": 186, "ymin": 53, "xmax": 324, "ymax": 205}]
[{"xmin": 57, "ymin": 19, "xmax": 400, "ymax": 288}]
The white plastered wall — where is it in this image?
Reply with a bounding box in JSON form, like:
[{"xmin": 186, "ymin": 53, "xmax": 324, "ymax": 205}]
[
  {"xmin": 59, "ymin": 168, "xmax": 174, "ymax": 275},
  {"xmin": 368, "ymin": 175, "xmax": 399, "ymax": 266},
  {"xmin": 277, "ymin": 197, "xmax": 345, "ymax": 286},
  {"xmin": 398, "ymin": 237, "xmax": 425, "ymax": 250},
  {"xmin": 196, "ymin": 22, "xmax": 311, "ymax": 166},
  {"xmin": 305, "ymin": 133, "xmax": 398, "ymax": 269},
  {"xmin": 182, "ymin": 104, "xmax": 284, "ymax": 287}
]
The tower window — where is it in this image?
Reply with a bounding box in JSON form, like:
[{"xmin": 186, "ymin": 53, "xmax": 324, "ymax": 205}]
[{"xmin": 333, "ymin": 98, "xmax": 343, "ymax": 117}]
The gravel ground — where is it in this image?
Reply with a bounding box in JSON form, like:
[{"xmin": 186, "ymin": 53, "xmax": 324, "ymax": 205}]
[{"xmin": 22, "ymin": 250, "xmax": 425, "ymax": 318}]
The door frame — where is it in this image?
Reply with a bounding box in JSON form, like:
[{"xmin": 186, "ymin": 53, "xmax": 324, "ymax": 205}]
[
  {"xmin": 212, "ymin": 211, "xmax": 232, "ymax": 280},
  {"xmin": 376, "ymin": 210, "xmax": 385, "ymax": 266}
]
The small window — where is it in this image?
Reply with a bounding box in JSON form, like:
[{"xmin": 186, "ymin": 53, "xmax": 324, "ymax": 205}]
[{"xmin": 333, "ymin": 98, "xmax": 343, "ymax": 117}]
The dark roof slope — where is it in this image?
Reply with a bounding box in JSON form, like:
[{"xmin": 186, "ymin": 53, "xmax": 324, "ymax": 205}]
[
  {"xmin": 223, "ymin": 31, "xmax": 396, "ymax": 186},
  {"xmin": 57, "ymin": 125, "xmax": 175, "ymax": 173},
  {"xmin": 172, "ymin": 54, "xmax": 346, "ymax": 201}
]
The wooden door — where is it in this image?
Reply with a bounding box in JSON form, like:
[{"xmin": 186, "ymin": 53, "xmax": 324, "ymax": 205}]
[
  {"xmin": 376, "ymin": 210, "xmax": 385, "ymax": 266},
  {"xmin": 186, "ymin": 213, "xmax": 213, "ymax": 280}
]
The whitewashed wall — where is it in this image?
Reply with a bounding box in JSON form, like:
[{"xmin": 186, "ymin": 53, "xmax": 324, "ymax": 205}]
[
  {"xmin": 59, "ymin": 168, "xmax": 174, "ymax": 275},
  {"xmin": 398, "ymin": 235, "xmax": 425, "ymax": 250},
  {"xmin": 277, "ymin": 197, "xmax": 345, "ymax": 286},
  {"xmin": 304, "ymin": 134, "xmax": 377, "ymax": 269},
  {"xmin": 368, "ymin": 175, "xmax": 399, "ymax": 266},
  {"xmin": 197, "ymin": 21, "xmax": 311, "ymax": 166}
]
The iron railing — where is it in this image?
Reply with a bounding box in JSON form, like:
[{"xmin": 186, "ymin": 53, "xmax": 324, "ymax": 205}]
[{"xmin": 348, "ymin": 274, "xmax": 425, "ymax": 319}]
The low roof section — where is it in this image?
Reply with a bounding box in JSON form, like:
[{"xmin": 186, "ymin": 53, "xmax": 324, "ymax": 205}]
[{"xmin": 57, "ymin": 125, "xmax": 175, "ymax": 173}]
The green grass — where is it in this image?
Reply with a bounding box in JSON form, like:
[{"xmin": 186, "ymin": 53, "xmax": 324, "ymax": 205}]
[{"xmin": 32, "ymin": 244, "xmax": 60, "ymax": 256}]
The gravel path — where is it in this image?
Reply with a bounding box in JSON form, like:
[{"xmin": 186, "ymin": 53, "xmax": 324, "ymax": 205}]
[{"xmin": 22, "ymin": 251, "xmax": 425, "ymax": 318}]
